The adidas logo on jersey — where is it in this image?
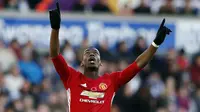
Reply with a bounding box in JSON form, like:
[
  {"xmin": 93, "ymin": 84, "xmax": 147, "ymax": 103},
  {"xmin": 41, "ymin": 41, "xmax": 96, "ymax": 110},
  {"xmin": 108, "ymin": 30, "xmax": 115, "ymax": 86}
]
[{"xmin": 80, "ymin": 83, "xmax": 87, "ymax": 87}]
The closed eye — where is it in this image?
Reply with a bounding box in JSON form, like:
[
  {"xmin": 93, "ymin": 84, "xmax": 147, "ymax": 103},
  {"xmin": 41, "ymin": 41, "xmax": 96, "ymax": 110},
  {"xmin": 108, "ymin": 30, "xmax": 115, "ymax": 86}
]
[
  {"xmin": 84, "ymin": 51, "xmax": 90, "ymax": 55},
  {"xmin": 94, "ymin": 52, "xmax": 98, "ymax": 54}
]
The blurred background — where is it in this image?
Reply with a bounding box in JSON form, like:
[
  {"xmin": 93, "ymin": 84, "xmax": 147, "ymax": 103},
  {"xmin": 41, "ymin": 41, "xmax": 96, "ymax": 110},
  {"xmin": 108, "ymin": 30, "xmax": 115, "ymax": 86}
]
[{"xmin": 0, "ymin": 0, "xmax": 200, "ymax": 112}]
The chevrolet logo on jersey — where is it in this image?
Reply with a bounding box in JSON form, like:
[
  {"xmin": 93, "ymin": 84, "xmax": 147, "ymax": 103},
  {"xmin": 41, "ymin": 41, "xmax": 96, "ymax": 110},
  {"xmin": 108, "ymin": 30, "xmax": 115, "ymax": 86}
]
[
  {"xmin": 79, "ymin": 98, "xmax": 105, "ymax": 104},
  {"xmin": 80, "ymin": 90, "xmax": 105, "ymax": 99}
]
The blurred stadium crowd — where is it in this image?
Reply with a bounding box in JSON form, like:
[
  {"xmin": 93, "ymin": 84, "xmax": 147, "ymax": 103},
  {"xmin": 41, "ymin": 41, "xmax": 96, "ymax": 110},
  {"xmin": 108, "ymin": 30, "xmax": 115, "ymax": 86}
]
[
  {"xmin": 0, "ymin": 36, "xmax": 200, "ymax": 112},
  {"xmin": 0, "ymin": 0, "xmax": 200, "ymax": 15}
]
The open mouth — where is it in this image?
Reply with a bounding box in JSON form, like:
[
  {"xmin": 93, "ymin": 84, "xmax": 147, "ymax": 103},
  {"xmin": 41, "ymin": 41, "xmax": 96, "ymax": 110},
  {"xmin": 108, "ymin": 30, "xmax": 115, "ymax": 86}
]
[{"xmin": 88, "ymin": 57, "xmax": 96, "ymax": 63}]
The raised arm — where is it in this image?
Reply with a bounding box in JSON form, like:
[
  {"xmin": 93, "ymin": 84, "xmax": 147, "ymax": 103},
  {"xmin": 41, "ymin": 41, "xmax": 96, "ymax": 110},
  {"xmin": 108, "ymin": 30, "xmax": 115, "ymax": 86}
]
[
  {"xmin": 112, "ymin": 19, "xmax": 172, "ymax": 89},
  {"xmin": 49, "ymin": 2, "xmax": 76, "ymax": 88},
  {"xmin": 136, "ymin": 19, "xmax": 171, "ymax": 68},
  {"xmin": 49, "ymin": 2, "xmax": 61, "ymax": 57}
]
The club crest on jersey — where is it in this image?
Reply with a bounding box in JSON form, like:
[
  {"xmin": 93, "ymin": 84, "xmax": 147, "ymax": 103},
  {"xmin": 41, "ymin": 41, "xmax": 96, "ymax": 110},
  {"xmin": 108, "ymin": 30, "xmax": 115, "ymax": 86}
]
[{"xmin": 99, "ymin": 83, "xmax": 107, "ymax": 91}]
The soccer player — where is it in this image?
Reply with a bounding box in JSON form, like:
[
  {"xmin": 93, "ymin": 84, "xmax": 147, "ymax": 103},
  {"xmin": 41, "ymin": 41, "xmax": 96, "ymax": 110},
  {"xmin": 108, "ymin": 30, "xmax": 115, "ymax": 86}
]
[{"xmin": 49, "ymin": 2, "xmax": 171, "ymax": 112}]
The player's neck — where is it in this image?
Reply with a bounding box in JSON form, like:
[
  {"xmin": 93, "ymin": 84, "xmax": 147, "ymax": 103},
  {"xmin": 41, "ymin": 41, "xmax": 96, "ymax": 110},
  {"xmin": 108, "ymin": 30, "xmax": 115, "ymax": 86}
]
[{"xmin": 84, "ymin": 70, "xmax": 99, "ymax": 79}]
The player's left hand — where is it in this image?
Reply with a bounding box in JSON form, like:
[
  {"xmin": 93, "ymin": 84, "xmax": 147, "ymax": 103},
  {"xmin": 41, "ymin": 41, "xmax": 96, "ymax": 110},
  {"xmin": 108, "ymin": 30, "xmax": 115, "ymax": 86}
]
[{"xmin": 153, "ymin": 19, "xmax": 172, "ymax": 46}]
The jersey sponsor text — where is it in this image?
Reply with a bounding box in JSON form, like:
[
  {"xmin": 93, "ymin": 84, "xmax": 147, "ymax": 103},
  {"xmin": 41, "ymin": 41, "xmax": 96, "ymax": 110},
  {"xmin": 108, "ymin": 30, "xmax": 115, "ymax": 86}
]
[{"xmin": 79, "ymin": 98, "xmax": 105, "ymax": 104}]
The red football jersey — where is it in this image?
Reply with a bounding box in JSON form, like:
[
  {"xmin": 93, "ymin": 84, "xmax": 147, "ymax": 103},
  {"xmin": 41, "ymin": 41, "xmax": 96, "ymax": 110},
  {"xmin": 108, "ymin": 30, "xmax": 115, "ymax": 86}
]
[{"xmin": 52, "ymin": 54, "xmax": 142, "ymax": 112}]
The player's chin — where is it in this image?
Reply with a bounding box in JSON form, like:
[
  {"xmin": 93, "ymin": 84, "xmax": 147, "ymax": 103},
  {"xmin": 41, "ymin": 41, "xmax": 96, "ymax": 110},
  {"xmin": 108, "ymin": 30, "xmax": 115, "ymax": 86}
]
[{"xmin": 87, "ymin": 64, "xmax": 98, "ymax": 70}]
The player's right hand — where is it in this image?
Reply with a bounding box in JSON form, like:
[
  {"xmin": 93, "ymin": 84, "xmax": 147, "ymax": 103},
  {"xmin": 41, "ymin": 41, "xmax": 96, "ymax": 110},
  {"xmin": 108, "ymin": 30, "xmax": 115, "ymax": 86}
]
[
  {"xmin": 49, "ymin": 1, "xmax": 61, "ymax": 30},
  {"xmin": 153, "ymin": 19, "xmax": 172, "ymax": 46}
]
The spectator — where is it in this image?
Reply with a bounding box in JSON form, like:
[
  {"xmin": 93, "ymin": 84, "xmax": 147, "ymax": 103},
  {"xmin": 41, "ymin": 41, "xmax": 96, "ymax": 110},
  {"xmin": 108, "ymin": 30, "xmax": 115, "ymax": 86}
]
[
  {"xmin": 92, "ymin": 0, "xmax": 111, "ymax": 12},
  {"xmin": 97, "ymin": 40, "xmax": 114, "ymax": 61},
  {"xmin": 156, "ymin": 108, "xmax": 168, "ymax": 112},
  {"xmin": 99, "ymin": 60, "xmax": 109, "ymax": 74},
  {"xmin": 35, "ymin": 0, "xmax": 53, "ymax": 12},
  {"xmin": 149, "ymin": 0, "xmax": 163, "ymax": 14},
  {"xmin": 0, "ymin": 72, "xmax": 9, "ymax": 96},
  {"xmin": 0, "ymin": 0, "xmax": 3, "ymax": 9},
  {"xmin": 57, "ymin": 90, "xmax": 67, "ymax": 111},
  {"xmin": 162, "ymin": 49, "xmax": 182, "ymax": 88},
  {"xmin": 134, "ymin": 0, "xmax": 151, "ymax": 14},
  {"xmin": 190, "ymin": 55, "xmax": 200, "ymax": 86},
  {"xmin": 37, "ymin": 104, "xmax": 50, "ymax": 112},
  {"xmin": 139, "ymin": 64, "xmax": 152, "ymax": 82},
  {"xmin": 5, "ymin": 107, "xmax": 15, "ymax": 112},
  {"xmin": 41, "ymin": 54, "xmax": 62, "ymax": 91},
  {"xmin": 117, "ymin": 60, "xmax": 128, "ymax": 71},
  {"xmin": 19, "ymin": 44, "xmax": 43, "ymax": 85},
  {"xmin": 48, "ymin": 92, "xmax": 65, "ymax": 112},
  {"xmin": 165, "ymin": 77, "xmax": 177, "ymax": 112},
  {"xmin": 159, "ymin": 0, "xmax": 176, "ymax": 14},
  {"xmin": 72, "ymin": 0, "xmax": 90, "ymax": 12},
  {"xmin": 155, "ymin": 96, "xmax": 168, "ymax": 112},
  {"xmin": 18, "ymin": 0, "xmax": 30, "ymax": 13},
  {"xmin": 4, "ymin": 65, "xmax": 24, "ymax": 100},
  {"xmin": 20, "ymin": 81, "xmax": 32, "ymax": 97},
  {"xmin": 118, "ymin": 0, "xmax": 140, "ymax": 11},
  {"xmin": 113, "ymin": 59, "xmax": 140, "ymax": 112},
  {"xmin": 42, "ymin": 54, "xmax": 56, "ymax": 78},
  {"xmin": 0, "ymin": 93, "xmax": 8, "ymax": 112},
  {"xmin": 30, "ymin": 85, "xmax": 41, "ymax": 108},
  {"xmin": 20, "ymin": 81, "xmax": 40, "ymax": 108},
  {"xmin": 107, "ymin": 62, "xmax": 117, "ymax": 73},
  {"xmin": 177, "ymin": 48, "xmax": 189, "ymax": 72},
  {"xmin": 39, "ymin": 79, "xmax": 51, "ymax": 104},
  {"xmin": 177, "ymin": 86, "xmax": 190, "ymax": 111},
  {"xmin": 118, "ymin": 2, "xmax": 133, "ymax": 16},
  {"xmin": 114, "ymin": 85, "xmax": 135, "ymax": 112},
  {"xmin": 0, "ymin": 75, "xmax": 9, "ymax": 112},
  {"xmin": 4, "ymin": 0, "xmax": 18, "ymax": 10},
  {"xmin": 13, "ymin": 99, "xmax": 24, "ymax": 112},
  {"xmin": 119, "ymin": 6, "xmax": 133, "ymax": 15},
  {"xmin": 147, "ymin": 72, "xmax": 165, "ymax": 99},
  {"xmin": 23, "ymin": 41, "xmax": 39, "ymax": 63},
  {"xmin": 179, "ymin": 0, "xmax": 196, "ymax": 15},
  {"xmin": 106, "ymin": 0, "xmax": 119, "ymax": 14},
  {"xmin": 116, "ymin": 41, "xmax": 132, "ymax": 62},
  {"xmin": 27, "ymin": 0, "xmax": 41, "ymax": 10},
  {"xmin": 23, "ymin": 95, "xmax": 35, "ymax": 112},
  {"xmin": 61, "ymin": 40, "xmax": 76, "ymax": 67},
  {"xmin": 9, "ymin": 39, "xmax": 22, "ymax": 60},
  {"xmin": 111, "ymin": 104, "xmax": 120, "ymax": 112},
  {"xmin": 193, "ymin": 87, "xmax": 200, "ymax": 112},
  {"xmin": 132, "ymin": 36, "xmax": 147, "ymax": 57},
  {"xmin": 0, "ymin": 40, "xmax": 17, "ymax": 73},
  {"xmin": 125, "ymin": 75, "xmax": 141, "ymax": 97},
  {"xmin": 76, "ymin": 39, "xmax": 89, "ymax": 65},
  {"xmin": 132, "ymin": 85, "xmax": 152, "ymax": 112}
]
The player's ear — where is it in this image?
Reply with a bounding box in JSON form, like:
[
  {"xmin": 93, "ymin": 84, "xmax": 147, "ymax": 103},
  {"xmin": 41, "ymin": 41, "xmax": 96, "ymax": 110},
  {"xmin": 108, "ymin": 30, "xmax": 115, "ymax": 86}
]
[
  {"xmin": 100, "ymin": 61, "xmax": 102, "ymax": 66},
  {"xmin": 80, "ymin": 61, "xmax": 84, "ymax": 67}
]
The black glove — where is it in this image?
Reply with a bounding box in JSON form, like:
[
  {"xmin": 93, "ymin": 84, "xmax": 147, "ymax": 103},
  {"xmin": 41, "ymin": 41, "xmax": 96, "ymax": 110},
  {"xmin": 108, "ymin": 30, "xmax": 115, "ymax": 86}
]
[
  {"xmin": 49, "ymin": 2, "xmax": 61, "ymax": 30},
  {"xmin": 153, "ymin": 19, "xmax": 172, "ymax": 46}
]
